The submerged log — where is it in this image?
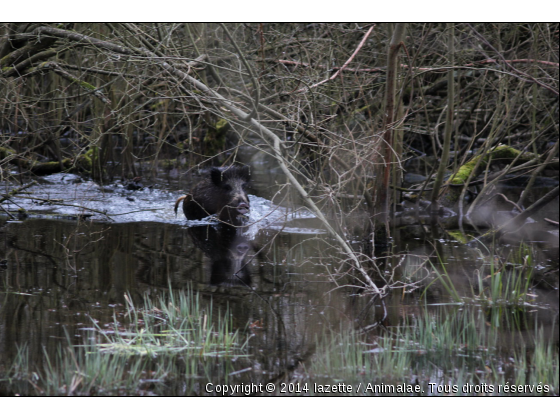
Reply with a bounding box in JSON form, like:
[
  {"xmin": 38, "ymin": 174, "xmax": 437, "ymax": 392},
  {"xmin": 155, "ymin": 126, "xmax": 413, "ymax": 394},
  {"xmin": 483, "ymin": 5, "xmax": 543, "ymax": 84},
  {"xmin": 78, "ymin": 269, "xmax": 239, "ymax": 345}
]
[{"xmin": 0, "ymin": 148, "xmax": 93, "ymax": 176}]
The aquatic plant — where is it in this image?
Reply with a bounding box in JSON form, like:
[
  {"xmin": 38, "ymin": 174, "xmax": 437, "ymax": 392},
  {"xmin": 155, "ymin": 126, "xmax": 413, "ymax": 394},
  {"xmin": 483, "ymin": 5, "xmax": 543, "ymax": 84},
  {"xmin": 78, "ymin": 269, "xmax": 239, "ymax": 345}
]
[
  {"xmin": 0, "ymin": 288, "xmax": 249, "ymax": 396},
  {"xmin": 304, "ymin": 307, "xmax": 557, "ymax": 396}
]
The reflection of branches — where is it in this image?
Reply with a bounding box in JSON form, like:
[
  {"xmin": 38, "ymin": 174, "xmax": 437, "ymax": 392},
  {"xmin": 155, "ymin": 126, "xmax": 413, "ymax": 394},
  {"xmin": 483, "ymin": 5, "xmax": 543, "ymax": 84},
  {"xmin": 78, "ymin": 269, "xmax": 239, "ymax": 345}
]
[{"xmin": 55, "ymin": 225, "xmax": 110, "ymax": 275}]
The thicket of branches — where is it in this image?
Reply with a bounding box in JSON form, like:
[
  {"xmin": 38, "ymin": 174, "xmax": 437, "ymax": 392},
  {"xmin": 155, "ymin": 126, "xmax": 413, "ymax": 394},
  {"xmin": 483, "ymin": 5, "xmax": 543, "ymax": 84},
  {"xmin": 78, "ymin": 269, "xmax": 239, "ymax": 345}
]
[{"xmin": 1, "ymin": 23, "xmax": 558, "ymax": 293}]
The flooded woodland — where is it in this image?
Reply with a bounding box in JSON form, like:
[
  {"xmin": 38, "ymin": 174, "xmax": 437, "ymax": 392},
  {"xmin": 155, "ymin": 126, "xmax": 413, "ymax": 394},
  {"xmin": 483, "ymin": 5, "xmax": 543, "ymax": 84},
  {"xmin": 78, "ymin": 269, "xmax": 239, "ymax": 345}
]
[{"xmin": 0, "ymin": 23, "xmax": 558, "ymax": 396}]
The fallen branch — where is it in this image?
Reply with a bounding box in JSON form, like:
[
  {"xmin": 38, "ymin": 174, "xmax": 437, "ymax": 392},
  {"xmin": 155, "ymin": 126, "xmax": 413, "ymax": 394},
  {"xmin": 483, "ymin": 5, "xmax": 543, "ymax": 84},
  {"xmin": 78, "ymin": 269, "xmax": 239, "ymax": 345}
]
[
  {"xmin": 27, "ymin": 61, "xmax": 111, "ymax": 104},
  {"xmin": 473, "ymin": 185, "xmax": 560, "ymax": 243}
]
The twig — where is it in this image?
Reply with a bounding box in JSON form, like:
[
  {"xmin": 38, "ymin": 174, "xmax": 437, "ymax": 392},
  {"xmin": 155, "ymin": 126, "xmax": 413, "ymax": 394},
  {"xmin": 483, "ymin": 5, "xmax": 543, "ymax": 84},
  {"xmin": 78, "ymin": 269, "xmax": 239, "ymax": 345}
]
[
  {"xmin": 295, "ymin": 25, "xmax": 375, "ymax": 94},
  {"xmin": 0, "ymin": 203, "xmax": 15, "ymax": 219},
  {"xmin": 15, "ymin": 195, "xmax": 167, "ymax": 219},
  {"xmin": 35, "ymin": 26, "xmax": 133, "ymax": 55},
  {"xmin": 466, "ymin": 23, "xmax": 559, "ymax": 96},
  {"xmin": 258, "ymin": 58, "xmax": 559, "ymax": 74},
  {"xmin": 219, "ymin": 24, "xmax": 260, "ymax": 120},
  {"xmin": 0, "ymin": 181, "xmax": 38, "ymax": 204}
]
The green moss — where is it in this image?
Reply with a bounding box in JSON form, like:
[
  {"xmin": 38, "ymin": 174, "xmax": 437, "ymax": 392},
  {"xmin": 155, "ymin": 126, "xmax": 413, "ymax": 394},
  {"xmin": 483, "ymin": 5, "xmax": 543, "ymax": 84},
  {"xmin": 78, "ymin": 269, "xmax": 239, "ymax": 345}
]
[
  {"xmin": 215, "ymin": 118, "xmax": 230, "ymax": 134},
  {"xmin": 1, "ymin": 147, "xmax": 94, "ymax": 175},
  {"xmin": 203, "ymin": 118, "xmax": 230, "ymax": 154},
  {"xmin": 159, "ymin": 159, "xmax": 178, "ymax": 170},
  {"xmin": 446, "ymin": 230, "xmax": 473, "ymax": 244},
  {"xmin": 0, "ymin": 146, "xmax": 16, "ymax": 159},
  {"xmin": 29, "ymin": 159, "xmax": 71, "ymax": 175},
  {"xmin": 442, "ymin": 145, "xmax": 539, "ymax": 208},
  {"xmin": 449, "ymin": 158, "xmax": 478, "ymax": 185},
  {"xmin": 449, "ymin": 145, "xmax": 534, "ymax": 186},
  {"xmin": 150, "ymin": 100, "xmax": 167, "ymax": 109},
  {"xmin": 491, "ymin": 144, "xmax": 521, "ymax": 159},
  {"xmin": 84, "ymin": 147, "xmax": 96, "ymax": 160},
  {"xmin": 76, "ymin": 153, "xmax": 92, "ymax": 172},
  {"xmin": 78, "ymin": 80, "xmax": 97, "ymax": 91}
]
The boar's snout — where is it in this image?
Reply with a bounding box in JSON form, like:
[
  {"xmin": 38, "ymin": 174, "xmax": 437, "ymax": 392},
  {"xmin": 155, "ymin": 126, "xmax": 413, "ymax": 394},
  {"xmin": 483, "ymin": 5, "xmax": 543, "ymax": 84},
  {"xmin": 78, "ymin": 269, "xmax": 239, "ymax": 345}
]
[{"xmin": 236, "ymin": 200, "xmax": 250, "ymax": 214}]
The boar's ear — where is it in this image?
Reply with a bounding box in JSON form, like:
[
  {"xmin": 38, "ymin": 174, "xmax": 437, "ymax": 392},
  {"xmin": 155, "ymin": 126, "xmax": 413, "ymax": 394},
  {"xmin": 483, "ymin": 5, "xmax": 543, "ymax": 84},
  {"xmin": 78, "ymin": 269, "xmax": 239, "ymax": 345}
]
[{"xmin": 210, "ymin": 167, "xmax": 224, "ymax": 186}]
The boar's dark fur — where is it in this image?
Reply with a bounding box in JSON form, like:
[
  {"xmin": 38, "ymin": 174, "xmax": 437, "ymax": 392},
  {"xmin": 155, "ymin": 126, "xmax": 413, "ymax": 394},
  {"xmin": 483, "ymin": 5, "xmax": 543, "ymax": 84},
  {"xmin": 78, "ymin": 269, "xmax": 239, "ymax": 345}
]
[{"xmin": 176, "ymin": 166, "xmax": 251, "ymax": 224}]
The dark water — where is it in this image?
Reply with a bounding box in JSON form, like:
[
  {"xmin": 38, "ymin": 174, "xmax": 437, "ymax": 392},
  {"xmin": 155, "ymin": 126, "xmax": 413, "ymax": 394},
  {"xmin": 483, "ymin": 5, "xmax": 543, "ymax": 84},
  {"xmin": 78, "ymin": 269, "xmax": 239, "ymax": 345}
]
[{"xmin": 0, "ymin": 172, "xmax": 558, "ymax": 395}]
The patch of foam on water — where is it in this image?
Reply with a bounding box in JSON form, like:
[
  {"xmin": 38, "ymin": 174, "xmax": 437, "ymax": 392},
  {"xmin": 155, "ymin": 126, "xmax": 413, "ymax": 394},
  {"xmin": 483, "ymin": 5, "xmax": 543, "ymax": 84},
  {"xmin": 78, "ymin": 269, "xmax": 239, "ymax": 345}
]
[
  {"xmin": 248, "ymin": 195, "xmax": 315, "ymax": 222},
  {"xmin": 2, "ymin": 176, "xmax": 184, "ymax": 224},
  {"xmin": 2, "ymin": 178, "xmax": 325, "ymax": 234},
  {"xmin": 183, "ymin": 216, "xmax": 221, "ymax": 227},
  {"xmin": 244, "ymin": 195, "xmax": 325, "ymax": 239}
]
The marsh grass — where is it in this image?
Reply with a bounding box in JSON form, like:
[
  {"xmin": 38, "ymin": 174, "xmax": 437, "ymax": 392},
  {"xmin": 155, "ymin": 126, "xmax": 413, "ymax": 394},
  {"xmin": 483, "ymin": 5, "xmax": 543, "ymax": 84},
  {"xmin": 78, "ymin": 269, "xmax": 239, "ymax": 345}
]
[
  {"xmin": 1, "ymin": 288, "xmax": 249, "ymax": 395},
  {"xmin": 93, "ymin": 290, "xmax": 247, "ymax": 357},
  {"xmin": 429, "ymin": 244, "xmax": 535, "ymax": 307},
  {"xmin": 304, "ymin": 307, "xmax": 558, "ymax": 396},
  {"xmin": 528, "ymin": 328, "xmax": 559, "ymax": 391},
  {"xmin": 475, "ymin": 264, "xmax": 531, "ymax": 307}
]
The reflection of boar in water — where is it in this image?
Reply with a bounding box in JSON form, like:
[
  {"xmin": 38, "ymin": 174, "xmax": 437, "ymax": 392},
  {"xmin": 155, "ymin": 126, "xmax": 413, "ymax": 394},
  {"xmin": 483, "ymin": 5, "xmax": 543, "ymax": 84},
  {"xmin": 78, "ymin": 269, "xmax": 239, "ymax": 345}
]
[
  {"xmin": 188, "ymin": 225, "xmax": 252, "ymax": 286},
  {"xmin": 175, "ymin": 166, "xmax": 251, "ymax": 224}
]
